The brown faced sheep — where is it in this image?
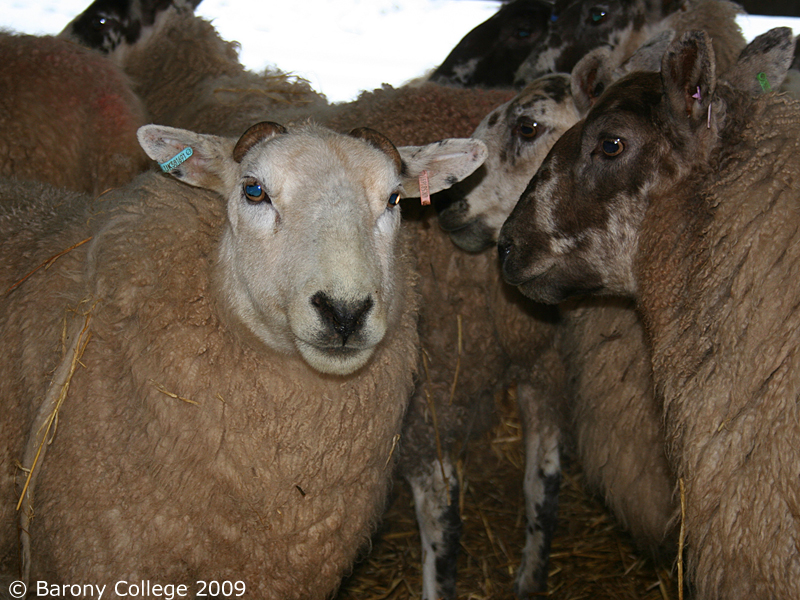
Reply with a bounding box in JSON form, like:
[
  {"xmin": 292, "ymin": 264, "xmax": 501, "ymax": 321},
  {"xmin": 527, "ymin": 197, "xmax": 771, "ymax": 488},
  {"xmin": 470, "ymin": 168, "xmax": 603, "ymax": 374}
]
[
  {"xmin": 0, "ymin": 32, "xmax": 150, "ymax": 195},
  {"xmin": 438, "ymin": 70, "xmax": 678, "ymax": 559},
  {"xmin": 499, "ymin": 28, "xmax": 800, "ymax": 598},
  {"xmin": 0, "ymin": 122, "xmax": 487, "ymax": 597},
  {"xmin": 514, "ymin": 0, "xmax": 746, "ymax": 87}
]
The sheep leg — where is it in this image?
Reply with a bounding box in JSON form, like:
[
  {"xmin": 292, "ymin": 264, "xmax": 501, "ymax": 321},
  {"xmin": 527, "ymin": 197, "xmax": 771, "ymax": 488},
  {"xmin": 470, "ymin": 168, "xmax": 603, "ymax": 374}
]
[
  {"xmin": 408, "ymin": 456, "xmax": 461, "ymax": 600},
  {"xmin": 513, "ymin": 383, "xmax": 561, "ymax": 598}
]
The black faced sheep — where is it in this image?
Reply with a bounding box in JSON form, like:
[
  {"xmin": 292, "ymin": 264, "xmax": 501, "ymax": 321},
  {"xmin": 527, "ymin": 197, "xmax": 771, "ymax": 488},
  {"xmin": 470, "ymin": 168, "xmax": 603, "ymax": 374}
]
[
  {"xmin": 499, "ymin": 27, "xmax": 800, "ymax": 598},
  {"xmin": 437, "ymin": 71, "xmax": 677, "ymax": 558},
  {"xmin": 429, "ymin": 0, "xmax": 553, "ymax": 88},
  {"xmin": 514, "ymin": 0, "xmax": 746, "ymax": 86},
  {"xmin": 0, "ymin": 31, "xmax": 150, "ymax": 195},
  {"xmin": 60, "ymin": 2, "xmax": 327, "ymax": 137},
  {"xmin": 59, "ymin": 0, "xmax": 202, "ymax": 54},
  {"xmin": 0, "ymin": 122, "xmax": 486, "ymax": 597}
]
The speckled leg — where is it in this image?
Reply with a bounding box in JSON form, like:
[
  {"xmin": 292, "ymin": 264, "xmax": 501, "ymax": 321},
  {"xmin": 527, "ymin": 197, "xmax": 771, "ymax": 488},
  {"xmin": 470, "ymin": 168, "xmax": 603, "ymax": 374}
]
[
  {"xmin": 408, "ymin": 456, "xmax": 461, "ymax": 600},
  {"xmin": 514, "ymin": 384, "xmax": 561, "ymax": 598}
]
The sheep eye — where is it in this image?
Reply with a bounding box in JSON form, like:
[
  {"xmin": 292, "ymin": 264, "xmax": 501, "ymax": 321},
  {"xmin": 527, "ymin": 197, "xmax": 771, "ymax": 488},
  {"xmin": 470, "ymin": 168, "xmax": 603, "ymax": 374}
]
[
  {"xmin": 514, "ymin": 119, "xmax": 539, "ymax": 140},
  {"xmin": 601, "ymin": 138, "xmax": 624, "ymax": 157},
  {"xmin": 589, "ymin": 7, "xmax": 608, "ymax": 23},
  {"xmin": 388, "ymin": 192, "xmax": 401, "ymax": 208},
  {"xmin": 243, "ymin": 178, "xmax": 270, "ymax": 203},
  {"xmin": 516, "ymin": 28, "xmax": 532, "ymax": 39}
]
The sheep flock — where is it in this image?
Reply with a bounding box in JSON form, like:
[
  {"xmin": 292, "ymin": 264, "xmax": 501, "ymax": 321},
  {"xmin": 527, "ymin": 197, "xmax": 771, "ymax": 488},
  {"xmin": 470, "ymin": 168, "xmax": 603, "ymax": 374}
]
[{"xmin": 2, "ymin": 1, "xmax": 800, "ymax": 599}]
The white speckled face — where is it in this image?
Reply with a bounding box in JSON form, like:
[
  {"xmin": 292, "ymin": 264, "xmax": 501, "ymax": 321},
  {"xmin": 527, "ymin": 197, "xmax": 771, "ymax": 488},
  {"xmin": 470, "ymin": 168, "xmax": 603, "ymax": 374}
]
[
  {"xmin": 513, "ymin": 0, "xmax": 656, "ymax": 85},
  {"xmin": 436, "ymin": 74, "xmax": 580, "ymax": 252}
]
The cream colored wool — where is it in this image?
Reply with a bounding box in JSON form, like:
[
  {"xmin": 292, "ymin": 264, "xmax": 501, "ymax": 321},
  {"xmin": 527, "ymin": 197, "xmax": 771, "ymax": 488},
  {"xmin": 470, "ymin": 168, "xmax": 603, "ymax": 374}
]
[
  {"xmin": 0, "ymin": 33, "xmax": 149, "ymax": 195},
  {"xmin": 0, "ymin": 174, "xmax": 419, "ymax": 598}
]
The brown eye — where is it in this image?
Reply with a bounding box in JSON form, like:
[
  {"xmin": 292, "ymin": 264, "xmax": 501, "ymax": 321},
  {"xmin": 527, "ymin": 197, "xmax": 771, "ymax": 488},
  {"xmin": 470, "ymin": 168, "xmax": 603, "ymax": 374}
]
[
  {"xmin": 601, "ymin": 138, "xmax": 624, "ymax": 157},
  {"xmin": 589, "ymin": 7, "xmax": 608, "ymax": 24},
  {"xmin": 514, "ymin": 119, "xmax": 539, "ymax": 140},
  {"xmin": 243, "ymin": 178, "xmax": 270, "ymax": 203},
  {"xmin": 388, "ymin": 191, "xmax": 401, "ymax": 208}
]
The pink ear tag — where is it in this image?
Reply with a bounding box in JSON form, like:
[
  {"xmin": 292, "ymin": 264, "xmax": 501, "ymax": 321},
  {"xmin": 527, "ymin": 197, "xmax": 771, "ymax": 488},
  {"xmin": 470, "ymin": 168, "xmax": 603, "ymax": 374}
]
[{"xmin": 419, "ymin": 170, "xmax": 431, "ymax": 206}]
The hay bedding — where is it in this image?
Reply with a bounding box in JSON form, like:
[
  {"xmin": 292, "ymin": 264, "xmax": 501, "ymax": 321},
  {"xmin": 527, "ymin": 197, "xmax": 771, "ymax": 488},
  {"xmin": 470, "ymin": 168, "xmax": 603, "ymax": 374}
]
[{"xmin": 336, "ymin": 388, "xmax": 679, "ymax": 600}]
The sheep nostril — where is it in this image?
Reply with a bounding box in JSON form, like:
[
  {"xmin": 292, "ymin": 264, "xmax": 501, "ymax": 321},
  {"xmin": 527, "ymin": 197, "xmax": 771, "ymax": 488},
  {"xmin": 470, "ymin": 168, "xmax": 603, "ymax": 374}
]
[{"xmin": 497, "ymin": 238, "xmax": 513, "ymax": 263}]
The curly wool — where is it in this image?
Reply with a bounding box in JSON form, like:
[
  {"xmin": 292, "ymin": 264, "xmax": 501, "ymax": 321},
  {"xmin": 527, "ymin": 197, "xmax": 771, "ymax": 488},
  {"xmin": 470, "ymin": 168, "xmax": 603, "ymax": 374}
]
[
  {"xmin": 0, "ymin": 174, "xmax": 419, "ymax": 599},
  {"xmin": 0, "ymin": 33, "xmax": 150, "ymax": 195},
  {"xmin": 637, "ymin": 92, "xmax": 800, "ymax": 599},
  {"xmin": 116, "ymin": 6, "xmax": 327, "ymax": 137}
]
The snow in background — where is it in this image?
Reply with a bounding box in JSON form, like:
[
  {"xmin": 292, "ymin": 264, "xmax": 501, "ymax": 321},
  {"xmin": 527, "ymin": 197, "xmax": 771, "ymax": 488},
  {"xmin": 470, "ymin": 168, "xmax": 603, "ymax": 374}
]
[{"xmin": 2, "ymin": 0, "xmax": 800, "ymax": 103}]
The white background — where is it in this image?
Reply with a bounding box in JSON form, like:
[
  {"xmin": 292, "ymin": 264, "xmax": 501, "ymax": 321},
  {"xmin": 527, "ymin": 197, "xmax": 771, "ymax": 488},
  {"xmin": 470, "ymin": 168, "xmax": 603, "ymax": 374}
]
[{"xmin": 2, "ymin": 0, "xmax": 800, "ymax": 102}]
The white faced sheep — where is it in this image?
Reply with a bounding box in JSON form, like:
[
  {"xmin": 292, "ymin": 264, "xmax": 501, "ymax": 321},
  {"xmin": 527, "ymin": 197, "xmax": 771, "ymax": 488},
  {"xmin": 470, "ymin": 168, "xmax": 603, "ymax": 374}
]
[
  {"xmin": 514, "ymin": 0, "xmax": 746, "ymax": 87},
  {"xmin": 60, "ymin": 1, "xmax": 327, "ymax": 138},
  {"xmin": 61, "ymin": 3, "xmax": 568, "ymax": 589},
  {"xmin": 319, "ymin": 83, "xmax": 568, "ymax": 599},
  {"xmin": 0, "ymin": 31, "xmax": 150, "ymax": 195},
  {"xmin": 0, "ymin": 121, "xmax": 487, "ymax": 597},
  {"xmin": 499, "ymin": 28, "xmax": 800, "ymax": 598}
]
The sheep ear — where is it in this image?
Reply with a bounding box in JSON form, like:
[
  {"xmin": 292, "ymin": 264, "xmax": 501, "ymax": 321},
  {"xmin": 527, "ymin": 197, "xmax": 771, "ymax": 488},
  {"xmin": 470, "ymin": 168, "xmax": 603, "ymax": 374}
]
[
  {"xmin": 722, "ymin": 27, "xmax": 795, "ymax": 95},
  {"xmin": 661, "ymin": 30, "xmax": 716, "ymax": 130},
  {"xmin": 571, "ymin": 46, "xmax": 612, "ymax": 115},
  {"xmin": 137, "ymin": 125, "xmax": 236, "ymax": 195},
  {"xmin": 621, "ymin": 29, "xmax": 675, "ymax": 74},
  {"xmin": 397, "ymin": 139, "xmax": 488, "ymax": 198}
]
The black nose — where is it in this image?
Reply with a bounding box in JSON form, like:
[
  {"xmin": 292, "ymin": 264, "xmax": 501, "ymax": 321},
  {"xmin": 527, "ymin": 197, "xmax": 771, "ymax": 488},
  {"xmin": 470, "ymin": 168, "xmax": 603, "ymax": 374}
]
[
  {"xmin": 497, "ymin": 237, "xmax": 513, "ymax": 263},
  {"xmin": 311, "ymin": 292, "xmax": 374, "ymax": 345}
]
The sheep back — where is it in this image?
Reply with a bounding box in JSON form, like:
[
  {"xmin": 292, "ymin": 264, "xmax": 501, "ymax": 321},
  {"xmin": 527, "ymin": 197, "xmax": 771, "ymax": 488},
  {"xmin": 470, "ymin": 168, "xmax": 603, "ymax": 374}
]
[
  {"xmin": 117, "ymin": 8, "xmax": 326, "ymax": 137},
  {"xmin": 638, "ymin": 92, "xmax": 800, "ymax": 598},
  {"xmin": 0, "ymin": 172, "xmax": 419, "ymax": 598},
  {"xmin": 0, "ymin": 33, "xmax": 150, "ymax": 195}
]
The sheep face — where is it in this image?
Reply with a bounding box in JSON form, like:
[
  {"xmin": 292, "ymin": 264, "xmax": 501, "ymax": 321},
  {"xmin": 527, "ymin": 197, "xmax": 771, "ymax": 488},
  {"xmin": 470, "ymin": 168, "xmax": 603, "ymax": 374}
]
[
  {"xmin": 436, "ymin": 74, "xmax": 580, "ymax": 252},
  {"xmin": 498, "ymin": 28, "xmax": 797, "ymax": 305},
  {"xmin": 60, "ymin": 0, "xmax": 199, "ymax": 56},
  {"xmin": 429, "ymin": 0, "xmax": 553, "ymax": 88},
  {"xmin": 497, "ymin": 70, "xmax": 689, "ymax": 304},
  {"xmin": 139, "ymin": 122, "xmax": 487, "ymax": 376},
  {"xmin": 513, "ymin": 0, "xmax": 663, "ymax": 85}
]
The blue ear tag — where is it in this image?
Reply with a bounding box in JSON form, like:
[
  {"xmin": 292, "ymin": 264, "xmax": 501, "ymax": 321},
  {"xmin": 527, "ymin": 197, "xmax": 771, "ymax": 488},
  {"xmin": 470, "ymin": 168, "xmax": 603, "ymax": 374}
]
[
  {"xmin": 550, "ymin": 13, "xmax": 559, "ymax": 22},
  {"xmin": 159, "ymin": 147, "xmax": 194, "ymax": 172}
]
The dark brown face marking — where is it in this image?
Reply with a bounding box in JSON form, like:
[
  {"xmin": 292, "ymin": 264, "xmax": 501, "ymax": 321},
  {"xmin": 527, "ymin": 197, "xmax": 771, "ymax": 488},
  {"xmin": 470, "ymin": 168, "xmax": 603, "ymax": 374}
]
[{"xmin": 498, "ymin": 70, "xmax": 674, "ymax": 304}]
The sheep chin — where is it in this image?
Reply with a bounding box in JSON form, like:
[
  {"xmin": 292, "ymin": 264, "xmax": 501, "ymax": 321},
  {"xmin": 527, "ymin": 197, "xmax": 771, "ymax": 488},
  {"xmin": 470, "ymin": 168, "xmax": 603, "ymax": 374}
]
[{"xmin": 295, "ymin": 341, "xmax": 377, "ymax": 376}]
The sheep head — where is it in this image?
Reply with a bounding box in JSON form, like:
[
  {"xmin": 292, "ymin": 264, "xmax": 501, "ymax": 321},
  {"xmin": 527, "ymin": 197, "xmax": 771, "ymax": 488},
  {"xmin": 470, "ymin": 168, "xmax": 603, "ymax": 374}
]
[
  {"xmin": 498, "ymin": 27, "xmax": 796, "ymax": 305},
  {"xmin": 138, "ymin": 121, "xmax": 487, "ymax": 375},
  {"xmin": 436, "ymin": 74, "xmax": 580, "ymax": 252}
]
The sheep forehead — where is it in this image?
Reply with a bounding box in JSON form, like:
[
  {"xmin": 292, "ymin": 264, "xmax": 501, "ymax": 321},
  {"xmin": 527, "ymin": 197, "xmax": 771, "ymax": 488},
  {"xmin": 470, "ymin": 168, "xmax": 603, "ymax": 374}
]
[
  {"xmin": 243, "ymin": 129, "xmax": 399, "ymax": 213},
  {"xmin": 521, "ymin": 0, "xmax": 648, "ymax": 78},
  {"xmin": 468, "ymin": 76, "xmax": 578, "ymax": 218}
]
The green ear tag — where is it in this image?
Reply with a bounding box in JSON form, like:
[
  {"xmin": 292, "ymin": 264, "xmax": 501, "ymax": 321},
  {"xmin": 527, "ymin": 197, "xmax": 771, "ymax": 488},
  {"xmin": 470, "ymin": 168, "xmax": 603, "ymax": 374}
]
[{"xmin": 757, "ymin": 72, "xmax": 772, "ymax": 93}]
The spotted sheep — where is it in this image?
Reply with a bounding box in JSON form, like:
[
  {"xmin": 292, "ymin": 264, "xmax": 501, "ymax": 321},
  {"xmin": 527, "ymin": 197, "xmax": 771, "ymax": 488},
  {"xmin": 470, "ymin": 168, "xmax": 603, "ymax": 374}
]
[
  {"xmin": 439, "ymin": 66, "xmax": 677, "ymax": 571},
  {"xmin": 499, "ymin": 28, "xmax": 800, "ymax": 598},
  {"xmin": 513, "ymin": 0, "xmax": 745, "ymax": 87}
]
